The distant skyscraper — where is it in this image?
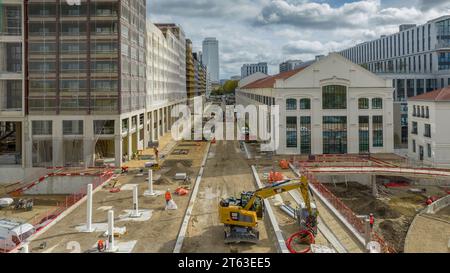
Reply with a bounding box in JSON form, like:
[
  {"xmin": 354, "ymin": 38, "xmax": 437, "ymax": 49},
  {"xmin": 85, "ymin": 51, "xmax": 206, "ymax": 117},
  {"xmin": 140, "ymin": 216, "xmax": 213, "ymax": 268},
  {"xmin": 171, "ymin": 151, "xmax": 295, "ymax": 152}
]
[
  {"xmin": 241, "ymin": 63, "xmax": 268, "ymax": 78},
  {"xmin": 202, "ymin": 38, "xmax": 220, "ymax": 83}
]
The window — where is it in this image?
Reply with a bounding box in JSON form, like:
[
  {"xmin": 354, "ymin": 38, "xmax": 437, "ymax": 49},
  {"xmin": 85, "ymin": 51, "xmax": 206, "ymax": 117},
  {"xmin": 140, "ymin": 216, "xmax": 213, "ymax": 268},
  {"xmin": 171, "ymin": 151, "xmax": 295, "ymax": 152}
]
[
  {"xmin": 32, "ymin": 121, "xmax": 52, "ymax": 135},
  {"xmin": 286, "ymin": 99, "xmax": 297, "ymax": 110},
  {"xmin": 424, "ymin": 124, "xmax": 431, "ymax": 138},
  {"xmin": 358, "ymin": 98, "xmax": 369, "ymax": 109},
  {"xmin": 299, "ymin": 99, "xmax": 311, "ymax": 110},
  {"xmin": 63, "ymin": 120, "xmax": 83, "ymax": 135},
  {"xmin": 425, "ymin": 107, "xmax": 430, "ymax": 118},
  {"xmin": 322, "ymin": 85, "xmax": 347, "ymax": 109},
  {"xmin": 359, "ymin": 116, "xmax": 370, "ymax": 153},
  {"xmin": 323, "ymin": 116, "xmax": 347, "ymax": 154},
  {"xmin": 413, "ymin": 105, "xmax": 417, "ymax": 117},
  {"xmin": 412, "ymin": 122, "xmax": 418, "ymax": 135},
  {"xmin": 412, "ymin": 140, "xmax": 416, "ymax": 153},
  {"xmin": 300, "ymin": 116, "xmax": 311, "ymax": 154},
  {"xmin": 94, "ymin": 120, "xmax": 115, "ymax": 135},
  {"xmin": 286, "ymin": 117, "xmax": 297, "ymax": 148},
  {"xmin": 427, "ymin": 143, "xmax": 432, "ymax": 158},
  {"xmin": 372, "ymin": 98, "xmax": 383, "ymax": 109},
  {"xmin": 373, "ymin": 116, "xmax": 384, "ymax": 147}
]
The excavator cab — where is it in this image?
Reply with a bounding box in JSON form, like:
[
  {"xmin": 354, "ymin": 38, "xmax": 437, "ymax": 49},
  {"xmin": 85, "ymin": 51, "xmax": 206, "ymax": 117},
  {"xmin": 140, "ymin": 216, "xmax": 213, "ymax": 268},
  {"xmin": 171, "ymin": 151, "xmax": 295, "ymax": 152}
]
[{"xmin": 240, "ymin": 192, "xmax": 264, "ymax": 219}]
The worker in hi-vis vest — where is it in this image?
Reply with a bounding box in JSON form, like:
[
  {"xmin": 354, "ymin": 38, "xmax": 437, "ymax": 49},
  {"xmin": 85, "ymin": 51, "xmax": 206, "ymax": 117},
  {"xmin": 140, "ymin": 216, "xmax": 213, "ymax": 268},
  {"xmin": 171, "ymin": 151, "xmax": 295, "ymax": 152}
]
[
  {"xmin": 165, "ymin": 189, "xmax": 172, "ymax": 205},
  {"xmin": 369, "ymin": 213, "xmax": 375, "ymax": 230}
]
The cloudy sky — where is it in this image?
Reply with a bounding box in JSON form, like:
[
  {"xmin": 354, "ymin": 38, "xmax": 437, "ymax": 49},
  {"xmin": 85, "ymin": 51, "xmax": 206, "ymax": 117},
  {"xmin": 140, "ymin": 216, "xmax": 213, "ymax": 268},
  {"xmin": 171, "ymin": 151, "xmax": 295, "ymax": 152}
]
[{"xmin": 148, "ymin": 0, "xmax": 450, "ymax": 79}]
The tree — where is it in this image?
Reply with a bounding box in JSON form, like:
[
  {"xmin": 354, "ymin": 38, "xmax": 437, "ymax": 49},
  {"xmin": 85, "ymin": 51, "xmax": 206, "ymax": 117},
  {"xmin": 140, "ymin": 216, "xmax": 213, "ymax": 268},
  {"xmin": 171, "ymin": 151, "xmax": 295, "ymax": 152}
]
[{"xmin": 222, "ymin": 80, "xmax": 239, "ymax": 94}]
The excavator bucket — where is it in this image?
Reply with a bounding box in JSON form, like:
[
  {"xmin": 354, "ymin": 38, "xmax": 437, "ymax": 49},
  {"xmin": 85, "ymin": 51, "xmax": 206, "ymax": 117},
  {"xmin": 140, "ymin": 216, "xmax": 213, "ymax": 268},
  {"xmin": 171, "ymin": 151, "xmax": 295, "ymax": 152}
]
[{"xmin": 224, "ymin": 226, "xmax": 259, "ymax": 244}]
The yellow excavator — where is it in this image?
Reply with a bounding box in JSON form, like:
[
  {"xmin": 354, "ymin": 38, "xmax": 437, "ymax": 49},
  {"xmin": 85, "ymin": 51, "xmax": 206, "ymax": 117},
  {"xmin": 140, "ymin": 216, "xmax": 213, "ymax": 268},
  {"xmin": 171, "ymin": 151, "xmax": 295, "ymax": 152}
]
[{"xmin": 219, "ymin": 176, "xmax": 318, "ymax": 244}]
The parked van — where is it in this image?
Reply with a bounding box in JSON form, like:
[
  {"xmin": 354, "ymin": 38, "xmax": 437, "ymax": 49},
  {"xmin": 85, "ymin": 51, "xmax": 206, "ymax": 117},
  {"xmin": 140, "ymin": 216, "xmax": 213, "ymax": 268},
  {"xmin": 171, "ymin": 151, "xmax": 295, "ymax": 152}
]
[{"xmin": 0, "ymin": 219, "xmax": 35, "ymax": 251}]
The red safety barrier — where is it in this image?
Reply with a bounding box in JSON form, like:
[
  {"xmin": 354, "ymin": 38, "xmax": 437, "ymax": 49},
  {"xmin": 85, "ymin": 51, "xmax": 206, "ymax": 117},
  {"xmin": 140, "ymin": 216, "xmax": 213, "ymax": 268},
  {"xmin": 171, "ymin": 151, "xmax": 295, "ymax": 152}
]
[
  {"xmin": 299, "ymin": 164, "xmax": 396, "ymax": 253},
  {"xmin": 25, "ymin": 170, "xmax": 114, "ymax": 246}
]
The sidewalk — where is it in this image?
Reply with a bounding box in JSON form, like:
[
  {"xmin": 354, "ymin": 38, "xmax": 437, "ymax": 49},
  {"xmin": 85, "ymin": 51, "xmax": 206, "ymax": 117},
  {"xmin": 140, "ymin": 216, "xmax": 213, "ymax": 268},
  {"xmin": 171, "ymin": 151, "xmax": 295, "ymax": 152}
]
[{"xmin": 124, "ymin": 133, "xmax": 177, "ymax": 169}]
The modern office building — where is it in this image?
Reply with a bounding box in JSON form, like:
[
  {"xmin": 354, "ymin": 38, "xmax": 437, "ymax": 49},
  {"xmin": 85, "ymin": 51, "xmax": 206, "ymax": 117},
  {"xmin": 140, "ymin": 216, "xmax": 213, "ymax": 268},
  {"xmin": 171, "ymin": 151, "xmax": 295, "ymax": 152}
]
[
  {"xmin": 0, "ymin": 0, "xmax": 25, "ymax": 171},
  {"xmin": 202, "ymin": 37, "xmax": 219, "ymax": 83},
  {"xmin": 339, "ymin": 16, "xmax": 450, "ymax": 148},
  {"xmin": 241, "ymin": 62, "xmax": 268, "ymax": 78},
  {"xmin": 236, "ymin": 53, "xmax": 394, "ymax": 155},
  {"xmin": 279, "ymin": 60, "xmax": 303, "ymax": 73},
  {"xmin": 408, "ymin": 87, "xmax": 450, "ymax": 167}
]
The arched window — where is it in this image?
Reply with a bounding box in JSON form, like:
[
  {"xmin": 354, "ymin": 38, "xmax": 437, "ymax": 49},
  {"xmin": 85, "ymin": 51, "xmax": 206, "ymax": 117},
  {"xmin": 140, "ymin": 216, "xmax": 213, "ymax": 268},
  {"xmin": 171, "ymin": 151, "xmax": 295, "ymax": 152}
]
[
  {"xmin": 322, "ymin": 85, "xmax": 347, "ymax": 109},
  {"xmin": 372, "ymin": 98, "xmax": 383, "ymax": 109},
  {"xmin": 299, "ymin": 98, "xmax": 311, "ymax": 110},
  {"xmin": 286, "ymin": 98, "xmax": 297, "ymax": 110},
  {"xmin": 358, "ymin": 98, "xmax": 369, "ymax": 109}
]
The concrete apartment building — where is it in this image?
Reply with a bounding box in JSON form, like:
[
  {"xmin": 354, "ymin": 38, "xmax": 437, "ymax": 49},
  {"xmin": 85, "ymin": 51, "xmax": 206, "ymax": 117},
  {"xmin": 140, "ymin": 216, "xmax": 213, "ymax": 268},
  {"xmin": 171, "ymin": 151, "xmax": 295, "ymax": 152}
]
[
  {"xmin": 0, "ymin": 1, "xmax": 189, "ymax": 181},
  {"xmin": 23, "ymin": 0, "xmax": 148, "ymax": 170},
  {"xmin": 236, "ymin": 53, "xmax": 394, "ymax": 155},
  {"xmin": 340, "ymin": 16, "xmax": 450, "ymax": 148},
  {"xmin": 0, "ymin": 1, "xmax": 25, "ymax": 179},
  {"xmin": 146, "ymin": 23, "xmax": 187, "ymax": 145},
  {"xmin": 202, "ymin": 37, "xmax": 219, "ymax": 84},
  {"xmin": 279, "ymin": 60, "xmax": 303, "ymax": 73},
  {"xmin": 241, "ymin": 62, "xmax": 268, "ymax": 78},
  {"xmin": 186, "ymin": 39, "xmax": 206, "ymax": 109},
  {"xmin": 408, "ymin": 87, "xmax": 450, "ymax": 167}
]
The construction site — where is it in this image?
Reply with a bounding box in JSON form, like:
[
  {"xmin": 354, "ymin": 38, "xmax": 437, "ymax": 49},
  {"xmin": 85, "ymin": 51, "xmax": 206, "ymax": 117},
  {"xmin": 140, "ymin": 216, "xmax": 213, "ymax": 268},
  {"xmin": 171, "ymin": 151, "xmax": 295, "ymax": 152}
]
[{"xmin": 0, "ymin": 115, "xmax": 449, "ymax": 253}]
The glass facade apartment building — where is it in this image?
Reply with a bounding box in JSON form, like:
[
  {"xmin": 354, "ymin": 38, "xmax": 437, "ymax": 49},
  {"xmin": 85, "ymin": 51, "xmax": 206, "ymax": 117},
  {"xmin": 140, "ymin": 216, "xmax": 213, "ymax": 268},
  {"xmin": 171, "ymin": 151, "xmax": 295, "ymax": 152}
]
[
  {"xmin": 0, "ymin": 0, "xmax": 188, "ymax": 171},
  {"xmin": 25, "ymin": 0, "xmax": 147, "ymax": 115},
  {"xmin": 339, "ymin": 16, "xmax": 450, "ymax": 148},
  {"xmin": 0, "ymin": 0, "xmax": 25, "ymax": 167}
]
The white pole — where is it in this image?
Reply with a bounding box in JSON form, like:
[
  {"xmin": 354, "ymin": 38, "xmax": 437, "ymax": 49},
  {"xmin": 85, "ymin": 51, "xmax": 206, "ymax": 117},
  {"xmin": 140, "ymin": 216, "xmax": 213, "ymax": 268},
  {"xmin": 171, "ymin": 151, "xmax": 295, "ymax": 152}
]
[
  {"xmin": 106, "ymin": 210, "xmax": 116, "ymax": 252},
  {"xmin": 21, "ymin": 244, "xmax": 29, "ymax": 253},
  {"xmin": 148, "ymin": 169, "xmax": 153, "ymax": 195},
  {"xmin": 86, "ymin": 184, "xmax": 93, "ymax": 232},
  {"xmin": 131, "ymin": 185, "xmax": 141, "ymax": 217}
]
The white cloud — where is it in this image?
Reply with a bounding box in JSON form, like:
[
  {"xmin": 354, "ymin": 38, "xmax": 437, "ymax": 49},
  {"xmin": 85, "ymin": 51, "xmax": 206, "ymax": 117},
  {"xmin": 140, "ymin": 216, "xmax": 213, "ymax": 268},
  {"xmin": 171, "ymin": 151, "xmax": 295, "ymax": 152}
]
[{"xmin": 149, "ymin": 0, "xmax": 450, "ymax": 78}]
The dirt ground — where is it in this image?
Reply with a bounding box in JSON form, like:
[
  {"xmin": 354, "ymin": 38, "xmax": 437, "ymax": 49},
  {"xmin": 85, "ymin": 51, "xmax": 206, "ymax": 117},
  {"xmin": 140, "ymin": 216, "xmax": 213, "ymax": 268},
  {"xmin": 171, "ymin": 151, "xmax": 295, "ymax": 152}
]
[
  {"xmin": 27, "ymin": 141, "xmax": 208, "ymax": 253},
  {"xmin": 0, "ymin": 195, "xmax": 68, "ymax": 225},
  {"xmin": 324, "ymin": 182, "xmax": 447, "ymax": 252},
  {"xmin": 181, "ymin": 140, "xmax": 277, "ymax": 253}
]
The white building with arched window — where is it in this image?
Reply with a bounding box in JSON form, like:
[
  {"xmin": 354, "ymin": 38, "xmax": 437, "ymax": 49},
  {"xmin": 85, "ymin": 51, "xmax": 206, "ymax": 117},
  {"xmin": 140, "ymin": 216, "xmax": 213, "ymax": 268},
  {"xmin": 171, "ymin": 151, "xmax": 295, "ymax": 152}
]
[{"xmin": 236, "ymin": 53, "xmax": 395, "ymax": 155}]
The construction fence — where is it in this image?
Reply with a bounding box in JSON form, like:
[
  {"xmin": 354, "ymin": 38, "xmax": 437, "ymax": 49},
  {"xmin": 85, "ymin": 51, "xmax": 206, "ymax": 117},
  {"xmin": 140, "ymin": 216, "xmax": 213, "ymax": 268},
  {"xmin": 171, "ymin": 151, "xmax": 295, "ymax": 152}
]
[
  {"xmin": 295, "ymin": 162, "xmax": 396, "ymax": 253},
  {"xmin": 1, "ymin": 170, "xmax": 114, "ymax": 253}
]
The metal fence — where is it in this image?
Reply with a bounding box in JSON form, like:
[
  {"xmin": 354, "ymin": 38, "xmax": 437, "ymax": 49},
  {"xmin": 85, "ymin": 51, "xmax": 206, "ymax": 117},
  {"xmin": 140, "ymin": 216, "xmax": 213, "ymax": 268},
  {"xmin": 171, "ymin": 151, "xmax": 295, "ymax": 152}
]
[
  {"xmin": 2, "ymin": 170, "xmax": 114, "ymax": 253},
  {"xmin": 299, "ymin": 163, "xmax": 396, "ymax": 253}
]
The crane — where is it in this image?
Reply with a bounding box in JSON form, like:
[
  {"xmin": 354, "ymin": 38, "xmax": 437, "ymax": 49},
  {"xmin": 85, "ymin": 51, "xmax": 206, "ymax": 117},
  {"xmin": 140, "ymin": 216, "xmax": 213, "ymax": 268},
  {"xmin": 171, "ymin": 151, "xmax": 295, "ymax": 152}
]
[{"xmin": 218, "ymin": 176, "xmax": 317, "ymax": 244}]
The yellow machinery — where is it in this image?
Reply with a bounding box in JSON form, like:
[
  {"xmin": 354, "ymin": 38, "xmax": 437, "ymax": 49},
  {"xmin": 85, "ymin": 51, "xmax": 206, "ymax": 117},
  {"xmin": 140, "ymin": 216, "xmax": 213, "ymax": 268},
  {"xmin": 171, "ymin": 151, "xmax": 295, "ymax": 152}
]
[{"xmin": 219, "ymin": 177, "xmax": 317, "ymax": 244}]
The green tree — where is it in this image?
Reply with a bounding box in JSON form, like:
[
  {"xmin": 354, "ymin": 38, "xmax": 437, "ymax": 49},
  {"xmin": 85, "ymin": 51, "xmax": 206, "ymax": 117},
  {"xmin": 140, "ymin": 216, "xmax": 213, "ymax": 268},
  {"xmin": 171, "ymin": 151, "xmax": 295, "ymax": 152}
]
[{"xmin": 222, "ymin": 80, "xmax": 239, "ymax": 94}]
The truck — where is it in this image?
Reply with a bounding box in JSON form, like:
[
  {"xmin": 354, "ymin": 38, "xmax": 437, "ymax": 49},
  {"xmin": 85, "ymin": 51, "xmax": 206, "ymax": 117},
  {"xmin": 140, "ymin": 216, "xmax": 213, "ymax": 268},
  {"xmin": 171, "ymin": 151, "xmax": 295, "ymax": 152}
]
[{"xmin": 0, "ymin": 218, "xmax": 35, "ymax": 251}]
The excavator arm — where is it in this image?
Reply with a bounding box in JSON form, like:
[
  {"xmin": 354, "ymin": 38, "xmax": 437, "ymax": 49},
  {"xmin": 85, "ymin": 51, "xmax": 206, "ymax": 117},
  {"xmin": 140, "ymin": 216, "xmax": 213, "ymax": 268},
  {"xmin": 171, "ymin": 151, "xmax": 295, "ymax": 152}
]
[{"xmin": 243, "ymin": 179, "xmax": 307, "ymax": 211}]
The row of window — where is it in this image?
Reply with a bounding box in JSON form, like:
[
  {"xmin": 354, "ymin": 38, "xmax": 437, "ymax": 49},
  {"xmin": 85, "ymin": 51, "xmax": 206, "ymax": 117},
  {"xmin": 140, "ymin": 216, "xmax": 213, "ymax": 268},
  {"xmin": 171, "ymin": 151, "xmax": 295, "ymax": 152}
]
[
  {"xmin": 358, "ymin": 98, "xmax": 383, "ymax": 110},
  {"xmin": 285, "ymin": 115, "xmax": 384, "ymax": 153},
  {"xmin": 394, "ymin": 78, "xmax": 439, "ymax": 101},
  {"xmin": 286, "ymin": 98, "xmax": 311, "ymax": 110},
  {"xmin": 412, "ymin": 105, "xmax": 430, "ymax": 118},
  {"xmin": 411, "ymin": 122, "xmax": 431, "ymax": 138},
  {"xmin": 364, "ymin": 53, "xmax": 434, "ymax": 74},
  {"xmin": 411, "ymin": 140, "xmax": 432, "ymax": 159},
  {"xmin": 239, "ymin": 92, "xmax": 275, "ymax": 106},
  {"xmin": 32, "ymin": 120, "xmax": 115, "ymax": 136},
  {"xmin": 341, "ymin": 23, "xmax": 432, "ymax": 64},
  {"xmin": 242, "ymin": 86, "xmax": 385, "ymax": 111}
]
